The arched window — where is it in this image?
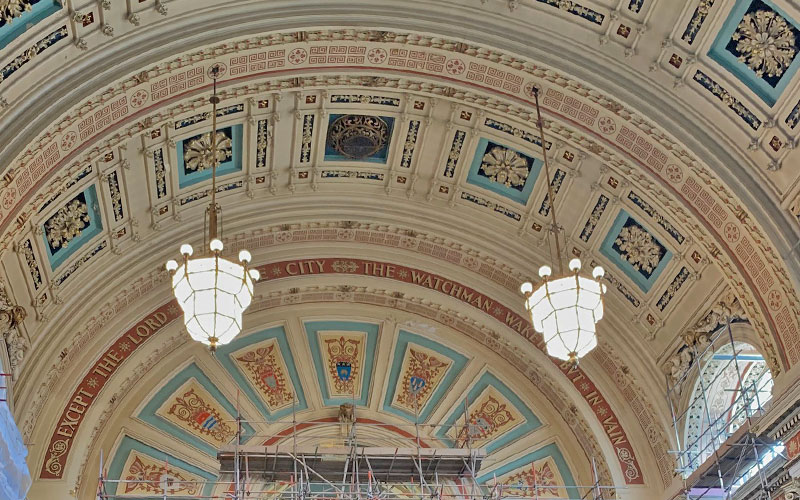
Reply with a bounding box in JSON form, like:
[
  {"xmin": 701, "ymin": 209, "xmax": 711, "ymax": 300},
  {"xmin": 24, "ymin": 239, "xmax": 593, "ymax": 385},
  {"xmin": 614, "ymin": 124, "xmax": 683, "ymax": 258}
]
[{"xmin": 681, "ymin": 341, "xmax": 773, "ymax": 475}]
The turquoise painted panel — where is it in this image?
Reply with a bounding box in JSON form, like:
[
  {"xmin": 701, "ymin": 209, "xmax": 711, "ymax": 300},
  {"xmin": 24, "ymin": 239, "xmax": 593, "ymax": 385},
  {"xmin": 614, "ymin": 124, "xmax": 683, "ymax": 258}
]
[
  {"xmin": 108, "ymin": 436, "xmax": 215, "ymax": 498},
  {"xmin": 382, "ymin": 330, "xmax": 469, "ymax": 422},
  {"xmin": 324, "ymin": 114, "xmax": 395, "ymax": 163},
  {"xmin": 466, "ymin": 138, "xmax": 542, "ymax": 205},
  {"xmin": 41, "ymin": 184, "xmax": 103, "ymax": 270},
  {"xmin": 435, "ymin": 372, "xmax": 541, "ymax": 453},
  {"xmin": 215, "ymin": 325, "xmax": 308, "ymax": 420},
  {"xmin": 599, "ymin": 209, "xmax": 672, "ymax": 293},
  {"xmin": 304, "ymin": 320, "xmax": 379, "ymax": 406},
  {"xmin": 176, "ymin": 124, "xmax": 243, "ymax": 189},
  {"xmin": 708, "ymin": 0, "xmax": 800, "ymax": 106},
  {"xmin": 137, "ymin": 363, "xmax": 254, "ymax": 456},
  {"xmin": 477, "ymin": 443, "xmax": 579, "ymax": 500},
  {"xmin": 0, "ymin": 1, "xmax": 61, "ymax": 50}
]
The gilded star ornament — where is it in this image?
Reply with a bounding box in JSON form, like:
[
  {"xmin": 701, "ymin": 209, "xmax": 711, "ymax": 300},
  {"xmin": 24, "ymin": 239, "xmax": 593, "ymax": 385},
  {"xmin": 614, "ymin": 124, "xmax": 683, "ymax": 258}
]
[
  {"xmin": 732, "ymin": 9, "xmax": 797, "ymax": 78},
  {"xmin": 183, "ymin": 131, "xmax": 232, "ymax": 172},
  {"xmin": 480, "ymin": 146, "xmax": 529, "ymax": 188},
  {"xmin": 614, "ymin": 225, "xmax": 662, "ymax": 273},
  {"xmin": 0, "ymin": 0, "xmax": 32, "ymax": 23},
  {"xmin": 45, "ymin": 199, "xmax": 90, "ymax": 249}
]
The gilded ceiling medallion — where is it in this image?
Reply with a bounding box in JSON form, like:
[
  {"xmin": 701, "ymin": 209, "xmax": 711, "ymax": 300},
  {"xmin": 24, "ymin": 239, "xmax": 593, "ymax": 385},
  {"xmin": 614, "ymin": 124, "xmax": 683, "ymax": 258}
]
[
  {"xmin": 480, "ymin": 146, "xmax": 529, "ymax": 188},
  {"xmin": 45, "ymin": 198, "xmax": 89, "ymax": 249},
  {"xmin": 732, "ymin": 9, "xmax": 797, "ymax": 78},
  {"xmin": 183, "ymin": 131, "xmax": 232, "ymax": 172},
  {"xmin": 327, "ymin": 114, "xmax": 389, "ymax": 159},
  {"xmin": 614, "ymin": 224, "xmax": 663, "ymax": 274},
  {"xmin": 0, "ymin": 0, "xmax": 32, "ymax": 24}
]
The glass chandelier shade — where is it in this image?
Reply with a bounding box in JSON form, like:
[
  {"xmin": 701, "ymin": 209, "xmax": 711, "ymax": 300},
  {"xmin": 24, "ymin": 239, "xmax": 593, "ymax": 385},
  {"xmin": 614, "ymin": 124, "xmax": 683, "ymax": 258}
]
[
  {"xmin": 521, "ymin": 259, "xmax": 606, "ymax": 363},
  {"xmin": 166, "ymin": 240, "xmax": 260, "ymax": 349}
]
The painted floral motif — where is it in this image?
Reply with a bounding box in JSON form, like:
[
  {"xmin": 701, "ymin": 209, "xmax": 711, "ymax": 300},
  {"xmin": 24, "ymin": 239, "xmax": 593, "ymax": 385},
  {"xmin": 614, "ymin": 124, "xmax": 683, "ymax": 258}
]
[
  {"xmin": 613, "ymin": 223, "xmax": 664, "ymax": 274},
  {"xmin": 455, "ymin": 395, "xmax": 515, "ymax": 447},
  {"xmin": 123, "ymin": 456, "xmax": 199, "ymax": 495},
  {"xmin": 167, "ymin": 388, "xmax": 234, "ymax": 444},
  {"xmin": 300, "ymin": 115, "xmax": 314, "ymax": 163},
  {"xmin": 502, "ymin": 461, "xmax": 563, "ymax": 498},
  {"xmin": 732, "ymin": 9, "xmax": 797, "ymax": 79},
  {"xmin": 443, "ymin": 131, "xmax": 465, "ymax": 177},
  {"xmin": 108, "ymin": 171, "xmax": 124, "ymax": 221},
  {"xmin": 45, "ymin": 196, "xmax": 90, "ymax": 249},
  {"xmin": 236, "ymin": 345, "xmax": 293, "ymax": 410},
  {"xmin": 21, "ymin": 239, "xmax": 41, "ymax": 289},
  {"xmin": 325, "ymin": 336, "xmax": 361, "ymax": 394},
  {"xmin": 183, "ymin": 131, "xmax": 232, "ymax": 172},
  {"xmin": 0, "ymin": 0, "xmax": 31, "ymax": 24},
  {"xmin": 480, "ymin": 146, "xmax": 529, "ymax": 188},
  {"xmin": 396, "ymin": 348, "xmax": 449, "ymax": 410}
]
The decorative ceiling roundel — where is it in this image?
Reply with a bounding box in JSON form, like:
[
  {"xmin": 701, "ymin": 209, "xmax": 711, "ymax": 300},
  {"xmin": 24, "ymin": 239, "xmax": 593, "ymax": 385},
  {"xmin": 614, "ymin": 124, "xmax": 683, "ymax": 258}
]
[{"xmin": 327, "ymin": 114, "xmax": 390, "ymax": 159}]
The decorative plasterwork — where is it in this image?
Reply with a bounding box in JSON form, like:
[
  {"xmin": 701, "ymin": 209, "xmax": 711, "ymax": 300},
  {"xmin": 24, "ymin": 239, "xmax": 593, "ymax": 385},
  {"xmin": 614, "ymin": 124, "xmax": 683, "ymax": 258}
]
[
  {"xmin": 216, "ymin": 327, "xmax": 306, "ymax": 418},
  {"xmin": 38, "ymin": 303, "xmax": 181, "ymax": 479},
  {"xmin": 305, "ymin": 320, "xmax": 378, "ymax": 406},
  {"xmin": 106, "ymin": 436, "xmax": 215, "ymax": 499},
  {"xmin": 708, "ymin": 0, "xmax": 800, "ymax": 107},
  {"xmin": 384, "ymin": 330, "xmax": 466, "ymax": 420},
  {"xmin": 63, "ymin": 283, "xmax": 619, "ymax": 496},
  {"xmin": 0, "ymin": 30, "xmax": 790, "ymax": 381}
]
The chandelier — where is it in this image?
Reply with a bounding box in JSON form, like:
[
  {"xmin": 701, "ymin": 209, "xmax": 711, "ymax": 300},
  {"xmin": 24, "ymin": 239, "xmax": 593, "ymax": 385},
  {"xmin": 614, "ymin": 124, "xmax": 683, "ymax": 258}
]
[
  {"xmin": 165, "ymin": 66, "xmax": 259, "ymax": 351},
  {"xmin": 520, "ymin": 87, "xmax": 606, "ymax": 364}
]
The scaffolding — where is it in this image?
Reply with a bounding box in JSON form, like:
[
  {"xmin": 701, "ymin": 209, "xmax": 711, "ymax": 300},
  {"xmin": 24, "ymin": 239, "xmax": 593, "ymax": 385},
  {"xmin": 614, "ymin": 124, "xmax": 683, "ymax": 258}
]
[
  {"xmin": 666, "ymin": 316, "xmax": 783, "ymax": 500},
  {"xmin": 96, "ymin": 394, "xmax": 620, "ymax": 500}
]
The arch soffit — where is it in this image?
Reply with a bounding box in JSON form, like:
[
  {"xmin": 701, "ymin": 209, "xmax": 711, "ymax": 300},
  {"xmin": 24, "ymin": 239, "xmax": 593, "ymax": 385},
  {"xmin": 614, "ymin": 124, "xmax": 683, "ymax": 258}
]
[{"xmin": 1, "ymin": 34, "xmax": 795, "ymax": 377}]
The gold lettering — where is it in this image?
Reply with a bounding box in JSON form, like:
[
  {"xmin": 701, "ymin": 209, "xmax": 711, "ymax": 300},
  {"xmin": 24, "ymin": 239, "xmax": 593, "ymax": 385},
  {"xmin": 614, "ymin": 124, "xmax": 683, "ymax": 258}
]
[
  {"xmin": 315, "ymin": 260, "xmax": 326, "ymax": 273},
  {"xmin": 144, "ymin": 318, "xmax": 161, "ymax": 331},
  {"xmin": 127, "ymin": 333, "xmax": 142, "ymax": 345},
  {"xmin": 421, "ymin": 275, "xmax": 433, "ymax": 288},
  {"xmin": 586, "ymin": 391, "xmax": 603, "ymax": 407},
  {"xmin": 136, "ymin": 325, "xmax": 151, "ymax": 337},
  {"xmin": 67, "ymin": 404, "xmax": 85, "ymax": 416},
  {"xmin": 386, "ymin": 265, "xmax": 395, "ymax": 278},
  {"xmin": 154, "ymin": 311, "xmax": 167, "ymax": 324},
  {"xmin": 612, "ymin": 435, "xmax": 628, "ymax": 446},
  {"xmin": 286, "ymin": 262, "xmax": 299, "ymax": 275},
  {"xmin": 442, "ymin": 281, "xmax": 453, "ymax": 294},
  {"xmin": 56, "ymin": 426, "xmax": 74, "ymax": 438},
  {"xmin": 459, "ymin": 289, "xmax": 474, "ymax": 303},
  {"xmin": 411, "ymin": 271, "xmax": 426, "ymax": 284},
  {"xmin": 72, "ymin": 394, "xmax": 91, "ymax": 407},
  {"xmin": 93, "ymin": 355, "xmax": 119, "ymax": 377},
  {"xmin": 106, "ymin": 349, "xmax": 122, "ymax": 363}
]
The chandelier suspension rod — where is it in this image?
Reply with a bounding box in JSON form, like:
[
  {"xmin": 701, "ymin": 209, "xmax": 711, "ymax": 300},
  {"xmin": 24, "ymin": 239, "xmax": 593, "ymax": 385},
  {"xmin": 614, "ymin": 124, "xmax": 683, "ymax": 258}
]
[
  {"xmin": 209, "ymin": 66, "xmax": 220, "ymax": 240},
  {"xmin": 532, "ymin": 87, "xmax": 563, "ymax": 276}
]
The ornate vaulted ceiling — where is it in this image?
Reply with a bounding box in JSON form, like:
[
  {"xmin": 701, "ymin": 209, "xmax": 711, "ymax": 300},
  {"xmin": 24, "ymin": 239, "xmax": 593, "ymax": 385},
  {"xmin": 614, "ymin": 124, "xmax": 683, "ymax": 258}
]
[{"xmin": 2, "ymin": 1, "xmax": 800, "ymax": 499}]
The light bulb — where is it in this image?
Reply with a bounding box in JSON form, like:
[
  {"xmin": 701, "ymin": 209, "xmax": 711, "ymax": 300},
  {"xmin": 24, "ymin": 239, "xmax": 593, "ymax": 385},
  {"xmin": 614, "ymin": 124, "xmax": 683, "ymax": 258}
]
[
  {"xmin": 568, "ymin": 258, "xmax": 581, "ymax": 272},
  {"xmin": 165, "ymin": 260, "xmax": 178, "ymax": 272},
  {"xmin": 180, "ymin": 244, "xmax": 193, "ymax": 256},
  {"xmin": 520, "ymin": 282, "xmax": 533, "ymax": 294},
  {"xmin": 210, "ymin": 239, "xmax": 223, "ymax": 252},
  {"xmin": 539, "ymin": 265, "xmax": 552, "ymax": 278},
  {"xmin": 592, "ymin": 266, "xmax": 605, "ymax": 279},
  {"xmin": 249, "ymin": 269, "xmax": 260, "ymax": 281},
  {"xmin": 239, "ymin": 250, "xmax": 252, "ymax": 263}
]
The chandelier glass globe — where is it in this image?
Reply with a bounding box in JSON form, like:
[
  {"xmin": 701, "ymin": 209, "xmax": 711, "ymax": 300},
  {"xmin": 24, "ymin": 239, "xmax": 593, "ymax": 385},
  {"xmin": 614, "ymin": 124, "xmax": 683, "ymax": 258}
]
[
  {"xmin": 164, "ymin": 64, "xmax": 260, "ymax": 351},
  {"xmin": 166, "ymin": 239, "xmax": 260, "ymax": 350},
  {"xmin": 521, "ymin": 259, "xmax": 606, "ymax": 363}
]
